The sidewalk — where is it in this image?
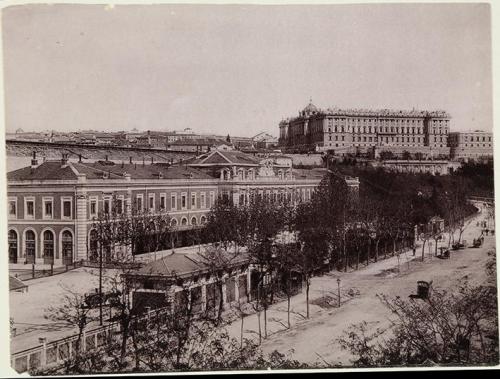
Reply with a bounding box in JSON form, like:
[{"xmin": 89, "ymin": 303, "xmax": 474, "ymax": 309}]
[
  {"xmin": 223, "ymin": 207, "xmax": 494, "ymax": 365},
  {"xmin": 9, "ymin": 263, "xmax": 66, "ymax": 271}
]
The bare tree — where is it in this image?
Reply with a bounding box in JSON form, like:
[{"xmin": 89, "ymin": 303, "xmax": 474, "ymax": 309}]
[
  {"xmin": 44, "ymin": 284, "xmax": 99, "ymax": 372},
  {"xmin": 339, "ymin": 279, "xmax": 499, "ymax": 366}
]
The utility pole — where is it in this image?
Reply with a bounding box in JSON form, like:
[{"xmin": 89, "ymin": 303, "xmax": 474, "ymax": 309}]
[{"xmin": 99, "ymin": 243, "xmax": 103, "ymax": 326}]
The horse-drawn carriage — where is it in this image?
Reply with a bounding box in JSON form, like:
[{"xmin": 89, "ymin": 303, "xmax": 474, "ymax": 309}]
[{"xmin": 84, "ymin": 289, "xmax": 122, "ymax": 309}]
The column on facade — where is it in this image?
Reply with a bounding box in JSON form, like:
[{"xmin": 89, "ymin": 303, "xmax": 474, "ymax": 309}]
[
  {"xmin": 75, "ymin": 174, "xmax": 88, "ymax": 262},
  {"xmin": 232, "ymin": 190, "xmax": 240, "ymax": 206},
  {"xmin": 221, "ymin": 275, "xmax": 227, "ymax": 308},
  {"xmin": 201, "ymin": 281, "xmax": 207, "ymax": 313}
]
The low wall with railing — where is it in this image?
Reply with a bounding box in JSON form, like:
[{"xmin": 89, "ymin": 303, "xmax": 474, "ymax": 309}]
[{"xmin": 11, "ymin": 321, "xmax": 120, "ymax": 373}]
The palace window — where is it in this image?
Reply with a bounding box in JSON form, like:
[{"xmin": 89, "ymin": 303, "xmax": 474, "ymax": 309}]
[
  {"xmin": 171, "ymin": 193, "xmax": 177, "ymax": 211},
  {"xmin": 191, "ymin": 193, "xmax": 197, "ymax": 209}
]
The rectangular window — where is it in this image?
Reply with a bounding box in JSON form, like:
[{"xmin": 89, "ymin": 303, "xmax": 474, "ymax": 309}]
[
  {"xmin": 160, "ymin": 193, "xmax": 166, "ymax": 210},
  {"xmin": 136, "ymin": 194, "xmax": 143, "ymax": 212},
  {"xmin": 43, "ymin": 198, "xmax": 53, "ymax": 219},
  {"xmin": 149, "ymin": 194, "xmax": 155, "ymax": 212},
  {"xmin": 90, "ymin": 197, "xmax": 97, "ymax": 217},
  {"xmin": 210, "ymin": 191, "xmax": 215, "ymax": 208},
  {"xmin": 9, "ymin": 198, "xmax": 17, "ymax": 218},
  {"xmin": 200, "ymin": 192, "xmax": 206, "ymax": 209},
  {"xmin": 116, "ymin": 197, "xmax": 124, "ymax": 214},
  {"xmin": 181, "ymin": 193, "xmax": 187, "ymax": 210},
  {"xmin": 191, "ymin": 193, "xmax": 196, "ymax": 209},
  {"xmin": 103, "ymin": 198, "xmax": 111, "ymax": 215},
  {"xmin": 62, "ymin": 199, "xmax": 72, "ymax": 219},
  {"xmin": 171, "ymin": 193, "xmax": 177, "ymax": 211},
  {"xmin": 25, "ymin": 197, "xmax": 35, "ymax": 219}
]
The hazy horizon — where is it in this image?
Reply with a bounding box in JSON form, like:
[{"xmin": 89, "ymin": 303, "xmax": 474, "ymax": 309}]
[{"xmin": 2, "ymin": 3, "xmax": 493, "ymax": 137}]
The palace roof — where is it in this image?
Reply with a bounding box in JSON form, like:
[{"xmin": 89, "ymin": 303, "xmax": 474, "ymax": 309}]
[{"xmin": 282, "ymin": 104, "xmax": 451, "ymax": 122}]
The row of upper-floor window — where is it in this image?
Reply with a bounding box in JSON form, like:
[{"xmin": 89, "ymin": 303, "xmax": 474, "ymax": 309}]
[
  {"xmin": 330, "ymin": 135, "xmax": 426, "ymax": 143},
  {"xmin": 88, "ymin": 190, "xmax": 217, "ymax": 218},
  {"xmin": 306, "ymin": 125, "xmax": 449, "ymax": 135},
  {"xmin": 235, "ymin": 187, "xmax": 313, "ymax": 204},
  {"xmin": 459, "ymin": 143, "xmax": 493, "ymax": 148},
  {"xmin": 327, "ymin": 118, "xmax": 428, "ymax": 125},
  {"xmin": 8, "ymin": 196, "xmax": 73, "ymax": 220},
  {"xmin": 462, "ymin": 136, "xmax": 492, "ymax": 142}
]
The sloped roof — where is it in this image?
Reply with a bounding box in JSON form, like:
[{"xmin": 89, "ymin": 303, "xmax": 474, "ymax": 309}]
[
  {"xmin": 135, "ymin": 251, "xmax": 249, "ymax": 278},
  {"xmin": 8, "ymin": 160, "xmax": 214, "ymax": 181},
  {"xmin": 9, "ymin": 276, "xmax": 28, "ymax": 291},
  {"xmin": 189, "ymin": 150, "xmax": 260, "ymax": 166},
  {"xmin": 170, "ymin": 138, "xmax": 227, "ymax": 146},
  {"xmin": 72, "ymin": 162, "xmax": 214, "ymax": 180},
  {"xmin": 292, "ymin": 168, "xmax": 327, "ymax": 180},
  {"xmin": 7, "ymin": 161, "xmax": 78, "ymax": 181}
]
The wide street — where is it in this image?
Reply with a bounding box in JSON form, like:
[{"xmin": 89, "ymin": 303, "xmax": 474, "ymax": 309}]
[
  {"xmin": 224, "ymin": 202, "xmax": 496, "ymax": 365},
  {"xmin": 9, "ymin": 202, "xmax": 495, "ymax": 367}
]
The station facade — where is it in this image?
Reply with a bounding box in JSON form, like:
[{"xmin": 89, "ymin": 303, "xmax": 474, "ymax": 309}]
[{"xmin": 7, "ymin": 148, "xmax": 326, "ymax": 265}]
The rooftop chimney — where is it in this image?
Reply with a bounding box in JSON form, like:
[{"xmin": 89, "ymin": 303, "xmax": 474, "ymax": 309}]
[
  {"xmin": 61, "ymin": 153, "xmax": 69, "ymax": 167},
  {"xmin": 78, "ymin": 154, "xmax": 82, "ymax": 163},
  {"xmin": 31, "ymin": 151, "xmax": 39, "ymax": 169}
]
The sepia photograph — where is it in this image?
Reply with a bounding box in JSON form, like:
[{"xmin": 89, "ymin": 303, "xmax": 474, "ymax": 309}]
[{"xmin": 1, "ymin": 0, "xmax": 498, "ymax": 375}]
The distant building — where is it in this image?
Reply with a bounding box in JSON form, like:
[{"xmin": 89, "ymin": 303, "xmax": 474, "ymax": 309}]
[
  {"xmin": 279, "ymin": 101, "xmax": 451, "ymax": 158},
  {"xmin": 252, "ymin": 132, "xmax": 278, "ymax": 148},
  {"xmin": 167, "ymin": 137, "xmax": 229, "ymax": 153},
  {"xmin": 376, "ymin": 160, "xmax": 455, "ymax": 176},
  {"xmin": 448, "ymin": 130, "xmax": 493, "ymax": 162}
]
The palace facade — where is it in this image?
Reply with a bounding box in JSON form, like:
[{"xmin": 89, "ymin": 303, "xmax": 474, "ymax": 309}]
[
  {"xmin": 7, "ymin": 148, "xmax": 334, "ymax": 266},
  {"xmin": 448, "ymin": 130, "xmax": 494, "ymax": 162},
  {"xmin": 279, "ymin": 102, "xmax": 451, "ymax": 158}
]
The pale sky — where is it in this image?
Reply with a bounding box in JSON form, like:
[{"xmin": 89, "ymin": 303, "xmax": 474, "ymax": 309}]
[{"xmin": 1, "ymin": 3, "xmax": 493, "ymax": 137}]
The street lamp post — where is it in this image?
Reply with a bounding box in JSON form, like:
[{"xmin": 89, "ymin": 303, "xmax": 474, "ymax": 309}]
[{"xmin": 337, "ymin": 278, "xmax": 341, "ymax": 308}]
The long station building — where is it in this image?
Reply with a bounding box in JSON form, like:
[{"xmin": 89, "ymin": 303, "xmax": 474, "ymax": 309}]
[{"xmin": 7, "ymin": 147, "xmax": 348, "ymax": 266}]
